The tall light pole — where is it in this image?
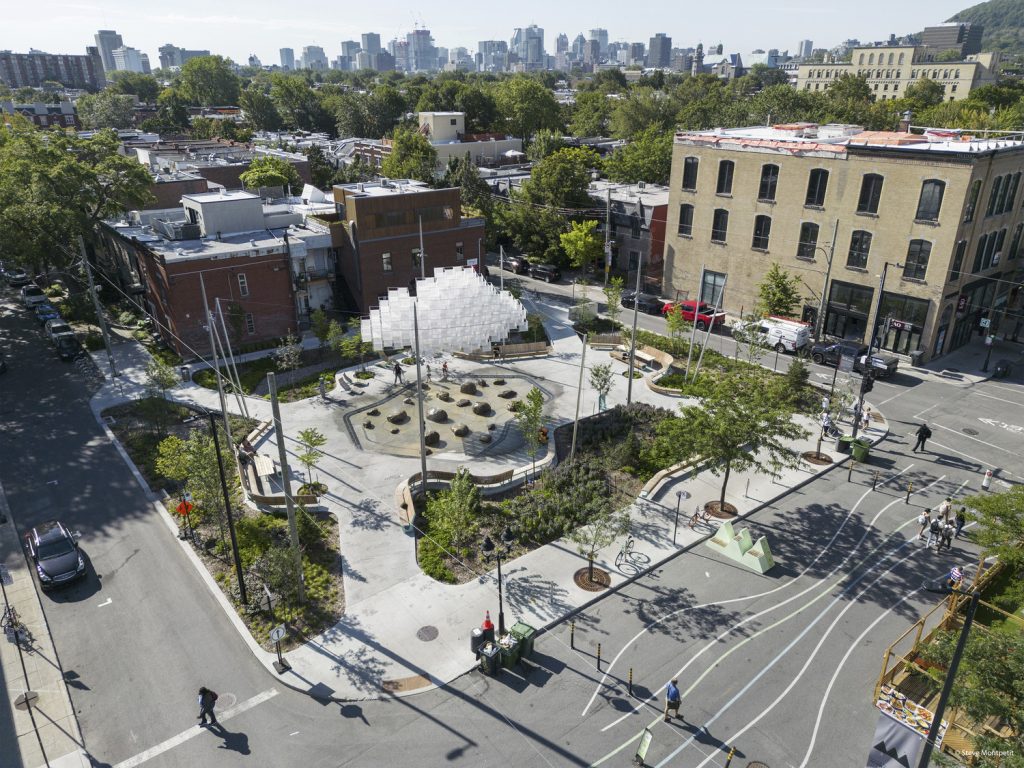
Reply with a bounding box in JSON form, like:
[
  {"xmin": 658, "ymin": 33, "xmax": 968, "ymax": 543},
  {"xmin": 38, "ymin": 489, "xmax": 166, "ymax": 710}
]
[
  {"xmin": 852, "ymin": 261, "xmax": 902, "ymax": 440},
  {"xmin": 203, "ymin": 409, "xmax": 247, "ymax": 606},
  {"xmin": 482, "ymin": 527, "xmax": 515, "ymax": 636},
  {"xmin": 626, "ymin": 249, "xmax": 643, "ymax": 404},
  {"xmin": 813, "ymin": 219, "xmax": 840, "ymax": 342}
]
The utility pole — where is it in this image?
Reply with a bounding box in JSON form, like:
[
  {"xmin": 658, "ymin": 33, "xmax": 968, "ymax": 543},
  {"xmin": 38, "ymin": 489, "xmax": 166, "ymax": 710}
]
[
  {"xmin": 499, "ymin": 245, "xmax": 505, "ymax": 292},
  {"xmin": 852, "ymin": 261, "xmax": 900, "ymax": 440},
  {"xmin": 603, "ymin": 187, "xmax": 611, "ymax": 288},
  {"xmin": 684, "ymin": 265, "xmax": 706, "ymax": 378},
  {"xmin": 570, "ymin": 333, "xmax": 587, "ymax": 463},
  {"xmin": 207, "ymin": 410, "xmax": 247, "ymax": 606},
  {"xmin": 814, "ymin": 219, "xmax": 839, "ymax": 342},
  {"xmin": 78, "ymin": 236, "xmax": 117, "ymax": 380},
  {"xmin": 200, "ymin": 276, "xmax": 240, "ymax": 463},
  {"xmin": 418, "ymin": 216, "xmax": 426, "ymax": 280},
  {"xmin": 267, "ymin": 373, "xmax": 306, "ymax": 604},
  {"xmin": 626, "ymin": 249, "xmax": 643, "ymax": 404}
]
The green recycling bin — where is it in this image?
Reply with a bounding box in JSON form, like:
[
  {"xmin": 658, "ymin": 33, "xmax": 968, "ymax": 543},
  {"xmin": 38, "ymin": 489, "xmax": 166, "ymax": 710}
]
[
  {"xmin": 499, "ymin": 637, "xmax": 520, "ymax": 668},
  {"xmin": 510, "ymin": 622, "xmax": 537, "ymax": 659},
  {"xmin": 851, "ymin": 439, "xmax": 871, "ymax": 462},
  {"xmin": 479, "ymin": 643, "xmax": 500, "ymax": 675}
]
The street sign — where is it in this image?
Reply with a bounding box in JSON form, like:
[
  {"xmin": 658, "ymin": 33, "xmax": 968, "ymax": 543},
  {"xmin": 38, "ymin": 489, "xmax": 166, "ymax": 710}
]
[
  {"xmin": 979, "ymin": 317, "xmax": 991, "ymax": 328},
  {"xmin": 466, "ymin": 258, "xmax": 478, "ymax": 267},
  {"xmin": 890, "ymin": 319, "xmax": 913, "ymax": 331},
  {"xmin": 838, "ymin": 354, "xmax": 855, "ymax": 373},
  {"xmin": 183, "ymin": 492, "xmax": 193, "ymax": 503},
  {"xmin": 270, "ymin": 625, "xmax": 286, "ymax": 642},
  {"xmin": 176, "ymin": 500, "xmax": 194, "ymax": 516}
]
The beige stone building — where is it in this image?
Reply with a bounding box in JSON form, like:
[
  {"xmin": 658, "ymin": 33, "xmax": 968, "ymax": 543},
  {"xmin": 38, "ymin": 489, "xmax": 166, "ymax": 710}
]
[
  {"xmin": 663, "ymin": 123, "xmax": 1024, "ymax": 362},
  {"xmin": 796, "ymin": 46, "xmax": 999, "ymax": 102}
]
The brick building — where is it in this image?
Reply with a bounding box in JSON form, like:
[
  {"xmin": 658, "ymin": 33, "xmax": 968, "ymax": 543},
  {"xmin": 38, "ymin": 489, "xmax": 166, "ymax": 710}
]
[
  {"xmin": 589, "ymin": 180, "xmax": 669, "ymax": 294},
  {"xmin": 663, "ymin": 123, "xmax": 1024, "ymax": 362},
  {"xmin": 128, "ymin": 139, "xmax": 311, "ymax": 190}
]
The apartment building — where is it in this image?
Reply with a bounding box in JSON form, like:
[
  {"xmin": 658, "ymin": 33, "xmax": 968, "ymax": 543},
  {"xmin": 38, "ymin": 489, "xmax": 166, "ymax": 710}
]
[
  {"xmin": 0, "ymin": 47, "xmax": 106, "ymax": 90},
  {"xmin": 589, "ymin": 180, "xmax": 669, "ymax": 293},
  {"xmin": 663, "ymin": 123, "xmax": 1024, "ymax": 362},
  {"xmin": 796, "ymin": 46, "xmax": 999, "ymax": 102}
]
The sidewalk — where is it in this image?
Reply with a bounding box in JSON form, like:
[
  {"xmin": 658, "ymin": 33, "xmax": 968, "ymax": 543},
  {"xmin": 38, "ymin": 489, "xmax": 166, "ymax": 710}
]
[
  {"xmin": 77, "ymin": 299, "xmax": 890, "ymax": 704},
  {"xmin": 918, "ymin": 335, "xmax": 1024, "ymax": 386},
  {"xmin": 1, "ymin": 483, "xmax": 88, "ymax": 768}
]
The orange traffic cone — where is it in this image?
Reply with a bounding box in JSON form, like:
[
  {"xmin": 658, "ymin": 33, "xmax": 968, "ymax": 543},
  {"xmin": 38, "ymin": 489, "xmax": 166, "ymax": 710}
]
[{"xmin": 482, "ymin": 611, "xmax": 494, "ymax": 630}]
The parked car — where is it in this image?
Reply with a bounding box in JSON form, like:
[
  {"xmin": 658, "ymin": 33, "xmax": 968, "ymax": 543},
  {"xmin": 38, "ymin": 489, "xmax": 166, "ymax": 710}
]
[
  {"xmin": 24, "ymin": 520, "xmax": 87, "ymax": 591},
  {"xmin": 529, "ymin": 263, "xmax": 562, "ymax": 283},
  {"xmin": 809, "ymin": 339, "xmax": 900, "ymax": 378},
  {"xmin": 662, "ymin": 299, "xmax": 727, "ymax": 331},
  {"xmin": 34, "ymin": 303, "xmax": 62, "ymax": 325},
  {"xmin": 503, "ymin": 254, "xmax": 530, "ymax": 274},
  {"xmin": 45, "ymin": 319, "xmax": 74, "ymax": 343},
  {"xmin": 20, "ymin": 285, "xmax": 48, "ymax": 308},
  {"xmin": 55, "ymin": 335, "xmax": 82, "ymax": 361},
  {"xmin": 0, "ymin": 352, "xmax": 7, "ymax": 374},
  {"xmin": 733, "ymin": 316, "xmax": 812, "ymax": 354},
  {"xmin": 621, "ymin": 290, "xmax": 665, "ymax": 315},
  {"xmin": 6, "ymin": 268, "xmax": 31, "ymax": 287}
]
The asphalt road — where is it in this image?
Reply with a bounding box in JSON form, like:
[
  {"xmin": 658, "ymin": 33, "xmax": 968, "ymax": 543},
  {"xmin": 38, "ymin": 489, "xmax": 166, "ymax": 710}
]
[{"xmin": 2, "ymin": 281, "xmax": 1020, "ymax": 768}]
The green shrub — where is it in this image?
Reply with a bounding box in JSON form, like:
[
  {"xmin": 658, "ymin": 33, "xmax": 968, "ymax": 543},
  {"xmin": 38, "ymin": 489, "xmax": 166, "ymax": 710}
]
[
  {"xmin": 354, "ymin": 370, "xmax": 375, "ymax": 380},
  {"xmin": 117, "ymin": 310, "xmax": 138, "ymax": 326},
  {"xmin": 418, "ymin": 537, "xmax": 457, "ymax": 583},
  {"xmin": 45, "ymin": 284, "xmax": 64, "ymax": 298},
  {"xmin": 83, "ymin": 331, "xmax": 104, "ymax": 351}
]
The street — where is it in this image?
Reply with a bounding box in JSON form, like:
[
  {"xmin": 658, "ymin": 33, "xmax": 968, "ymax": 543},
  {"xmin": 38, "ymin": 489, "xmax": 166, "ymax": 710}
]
[{"xmin": 1, "ymin": 280, "xmax": 1021, "ymax": 767}]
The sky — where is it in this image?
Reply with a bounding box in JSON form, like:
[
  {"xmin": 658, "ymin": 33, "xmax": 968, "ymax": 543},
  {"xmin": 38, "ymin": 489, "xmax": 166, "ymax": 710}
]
[{"xmin": 2, "ymin": 0, "xmax": 976, "ymax": 65}]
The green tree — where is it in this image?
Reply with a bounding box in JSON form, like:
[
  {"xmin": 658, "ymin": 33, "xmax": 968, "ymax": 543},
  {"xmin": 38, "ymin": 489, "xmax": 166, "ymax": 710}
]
[
  {"xmin": 527, "ymin": 128, "xmax": 564, "ymax": 161},
  {"xmin": 381, "ymin": 127, "xmax": 438, "ymax": 183},
  {"xmin": 178, "ymin": 55, "xmax": 240, "ymax": 106},
  {"xmin": 665, "ymin": 304, "xmax": 692, "ymax": 341},
  {"xmin": 559, "ymin": 219, "xmax": 603, "ymax": 270},
  {"xmin": 609, "ymin": 87, "xmax": 678, "ymax": 139},
  {"xmin": 442, "ymin": 153, "xmax": 492, "ymax": 215},
  {"xmin": 148, "ymin": 87, "xmax": 190, "ymax": 133},
  {"xmin": 493, "ymin": 197, "xmax": 567, "ymax": 264},
  {"xmin": 106, "ymin": 72, "xmax": 160, "ymax": 102},
  {"xmin": 494, "ymin": 76, "xmax": 562, "ymax": 142},
  {"xmin": 569, "ymin": 497, "xmax": 628, "ymax": 581},
  {"xmin": 426, "ymin": 468, "xmax": 481, "ymax": 552},
  {"xmin": 603, "ymin": 276, "xmax": 624, "ymax": 325},
  {"xmin": 755, "ymin": 263, "xmax": 803, "ymax": 318},
  {"xmin": 523, "ymin": 146, "xmax": 600, "ymax": 208},
  {"xmin": 332, "ymin": 157, "xmax": 376, "ymax": 185},
  {"xmin": 365, "ymin": 85, "xmax": 409, "ymax": 137},
  {"xmin": 515, "ymin": 386, "xmax": 546, "ymax": 480},
  {"xmin": 589, "ymin": 362, "xmax": 614, "ymax": 412},
  {"xmin": 140, "ymin": 358, "xmax": 181, "ymax": 437},
  {"xmin": 302, "ymin": 145, "xmax": 335, "ymax": 189},
  {"xmin": 274, "ymin": 331, "xmax": 303, "ymax": 378},
  {"xmin": 76, "ymin": 91, "xmax": 136, "ymax": 129},
  {"xmin": 296, "ymin": 427, "xmax": 327, "ymax": 489},
  {"xmin": 903, "ymin": 78, "xmax": 947, "ymax": 110},
  {"xmin": 239, "ymin": 156, "xmax": 303, "ymax": 192},
  {"xmin": 570, "ymin": 90, "xmax": 613, "ymax": 137},
  {"xmin": 156, "ymin": 428, "xmax": 235, "ymax": 540},
  {"xmin": 652, "ymin": 374, "xmax": 809, "ymax": 510},
  {"xmin": 964, "ymin": 484, "xmax": 1024, "ymax": 575},
  {"xmin": 604, "ymin": 127, "xmax": 672, "ymax": 185},
  {"xmin": 270, "ymin": 74, "xmax": 331, "ymax": 132},
  {"xmin": 239, "ymin": 86, "xmax": 283, "ymax": 131}
]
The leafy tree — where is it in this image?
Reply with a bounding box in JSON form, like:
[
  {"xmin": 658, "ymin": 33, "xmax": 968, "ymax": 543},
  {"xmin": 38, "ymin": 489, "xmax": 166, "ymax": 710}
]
[
  {"xmin": 515, "ymin": 386, "xmax": 546, "ymax": 480},
  {"xmin": 825, "ymin": 74, "xmax": 873, "ymax": 121},
  {"xmin": 239, "ymin": 86, "xmax": 283, "ymax": 131},
  {"xmin": 569, "ymin": 497, "xmax": 628, "ymax": 582},
  {"xmin": 76, "ymin": 91, "xmax": 136, "ymax": 129},
  {"xmin": 309, "ymin": 308, "xmax": 332, "ymax": 356},
  {"xmin": 147, "ymin": 87, "xmax": 190, "ymax": 133},
  {"xmin": 365, "ymin": 85, "xmax": 410, "ymax": 137},
  {"xmin": 274, "ymin": 331, "xmax": 303, "ymax": 377},
  {"xmin": 426, "ymin": 468, "xmax": 481, "ymax": 552},
  {"xmin": 332, "ymin": 157, "xmax": 377, "ymax": 185},
  {"xmin": 296, "ymin": 427, "xmax": 327, "ymax": 488},
  {"xmin": 967, "ymin": 80, "xmax": 1024, "ymax": 110},
  {"xmin": 106, "ymin": 72, "xmax": 160, "ymax": 102},
  {"xmin": 560, "ymin": 219, "xmax": 603, "ymax": 270},
  {"xmin": 755, "ymin": 262, "xmax": 803, "ymax": 318},
  {"xmin": 527, "ymin": 128, "xmax": 564, "ymax": 161},
  {"xmin": 270, "ymin": 74, "xmax": 331, "ymax": 132},
  {"xmin": 239, "ymin": 156, "xmax": 303, "ymax": 192},
  {"xmin": 903, "ymin": 78, "xmax": 947, "ymax": 110},
  {"xmin": 651, "ymin": 373, "xmax": 809, "ymax": 510},
  {"xmin": 743, "ymin": 64, "xmax": 791, "ymax": 90},
  {"xmin": 303, "ymin": 145, "xmax": 335, "ymax": 189},
  {"xmin": 442, "ymin": 153, "xmax": 491, "ymax": 214},
  {"xmin": 964, "ymin": 484, "xmax": 1024, "ymax": 575},
  {"xmin": 603, "ymin": 276, "xmax": 624, "ymax": 325},
  {"xmin": 570, "ymin": 90, "xmax": 613, "ymax": 136},
  {"xmin": 665, "ymin": 304, "xmax": 692, "ymax": 341},
  {"xmin": 178, "ymin": 55, "xmax": 240, "ymax": 106},
  {"xmin": 494, "ymin": 76, "xmax": 562, "ymax": 142},
  {"xmin": 141, "ymin": 359, "xmax": 181, "ymax": 437},
  {"xmin": 609, "ymin": 87, "xmax": 678, "ymax": 139},
  {"xmin": 325, "ymin": 319, "xmax": 346, "ymax": 354},
  {"xmin": 523, "ymin": 146, "xmax": 600, "ymax": 208},
  {"xmin": 332, "ymin": 91, "xmax": 371, "ymax": 138},
  {"xmin": 156, "ymin": 427, "xmax": 236, "ymax": 540},
  {"xmin": 589, "ymin": 362, "xmax": 613, "ymax": 412},
  {"xmin": 604, "ymin": 127, "xmax": 672, "ymax": 185},
  {"xmin": 494, "ymin": 197, "xmax": 567, "ymax": 264},
  {"xmin": 189, "ymin": 117, "xmax": 250, "ymax": 142},
  {"xmin": 381, "ymin": 127, "xmax": 437, "ymax": 183}
]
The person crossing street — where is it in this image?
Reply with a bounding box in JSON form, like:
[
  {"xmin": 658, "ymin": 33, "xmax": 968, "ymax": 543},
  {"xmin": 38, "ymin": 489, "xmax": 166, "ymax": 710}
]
[{"xmin": 664, "ymin": 678, "xmax": 682, "ymax": 722}]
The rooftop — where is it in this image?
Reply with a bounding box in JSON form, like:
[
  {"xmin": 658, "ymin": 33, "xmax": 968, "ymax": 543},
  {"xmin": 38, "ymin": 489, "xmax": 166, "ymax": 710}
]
[
  {"xmin": 589, "ymin": 179, "xmax": 670, "ymax": 207},
  {"xmin": 181, "ymin": 189, "xmax": 260, "ymax": 204},
  {"xmin": 334, "ymin": 179, "xmax": 433, "ymax": 198}
]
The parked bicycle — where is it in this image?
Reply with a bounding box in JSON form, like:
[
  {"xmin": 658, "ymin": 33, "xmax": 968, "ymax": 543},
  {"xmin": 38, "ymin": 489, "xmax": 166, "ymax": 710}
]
[
  {"xmin": 689, "ymin": 505, "xmax": 712, "ymax": 529},
  {"xmin": 615, "ymin": 536, "xmax": 651, "ymax": 575}
]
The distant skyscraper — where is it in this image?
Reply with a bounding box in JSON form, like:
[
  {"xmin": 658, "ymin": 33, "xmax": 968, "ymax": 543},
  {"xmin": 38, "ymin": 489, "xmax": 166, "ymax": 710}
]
[
  {"xmin": 140, "ymin": 53, "xmax": 151, "ymax": 74},
  {"xmin": 301, "ymin": 45, "xmax": 328, "ymax": 70},
  {"xmin": 248, "ymin": 53, "xmax": 262, "ymax": 68},
  {"xmin": 588, "ymin": 28, "xmax": 609, "ymax": 55},
  {"xmin": 798, "ymin": 39, "xmax": 813, "ymax": 59},
  {"xmin": 478, "ymin": 40, "xmax": 509, "ymax": 71},
  {"xmin": 511, "ymin": 25, "xmax": 544, "ymax": 70},
  {"xmin": 158, "ymin": 44, "xmax": 211, "ymax": 70},
  {"xmin": 648, "ymin": 33, "xmax": 671, "ymax": 68},
  {"xmin": 112, "ymin": 46, "xmax": 145, "ymax": 73},
  {"xmin": 407, "ymin": 29, "xmax": 437, "ymax": 71},
  {"xmin": 572, "ymin": 34, "xmax": 586, "ymax": 57},
  {"xmin": 556, "ymin": 34, "xmax": 569, "ymax": 54},
  {"xmin": 361, "ymin": 33, "xmax": 381, "ymax": 56},
  {"xmin": 341, "ymin": 41, "xmax": 361, "ymax": 59},
  {"xmin": 0, "ymin": 47, "xmax": 106, "ymax": 90},
  {"xmin": 94, "ymin": 30, "xmax": 123, "ymax": 72},
  {"xmin": 583, "ymin": 39, "xmax": 600, "ymax": 67},
  {"xmin": 280, "ymin": 48, "xmax": 295, "ymax": 70},
  {"xmin": 629, "ymin": 42, "xmax": 646, "ymax": 66}
]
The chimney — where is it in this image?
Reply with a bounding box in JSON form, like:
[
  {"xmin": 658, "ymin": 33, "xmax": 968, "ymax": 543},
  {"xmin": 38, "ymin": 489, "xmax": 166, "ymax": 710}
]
[{"xmin": 899, "ymin": 110, "xmax": 913, "ymax": 133}]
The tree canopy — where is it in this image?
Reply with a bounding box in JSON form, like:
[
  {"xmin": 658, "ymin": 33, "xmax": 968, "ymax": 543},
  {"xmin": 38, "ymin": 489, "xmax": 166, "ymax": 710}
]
[
  {"xmin": 76, "ymin": 91, "xmax": 136, "ymax": 129},
  {"xmin": 381, "ymin": 127, "xmax": 438, "ymax": 183},
  {"xmin": 755, "ymin": 263, "xmax": 804, "ymax": 318},
  {"xmin": 177, "ymin": 55, "xmax": 240, "ymax": 106},
  {"xmin": 239, "ymin": 156, "xmax": 303, "ymax": 192},
  {"xmin": 494, "ymin": 76, "xmax": 562, "ymax": 143},
  {"xmin": 603, "ymin": 128, "xmax": 672, "ymax": 185}
]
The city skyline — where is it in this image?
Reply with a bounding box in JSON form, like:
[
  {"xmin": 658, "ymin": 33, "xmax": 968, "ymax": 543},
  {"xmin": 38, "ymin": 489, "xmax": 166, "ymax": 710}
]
[{"xmin": 2, "ymin": 0, "xmax": 975, "ymax": 68}]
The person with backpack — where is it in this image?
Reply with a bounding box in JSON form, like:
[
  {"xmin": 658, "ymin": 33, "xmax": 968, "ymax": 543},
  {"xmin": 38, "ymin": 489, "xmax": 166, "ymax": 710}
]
[
  {"xmin": 912, "ymin": 423, "xmax": 932, "ymax": 453},
  {"xmin": 916, "ymin": 509, "xmax": 931, "ymax": 543},
  {"xmin": 926, "ymin": 515, "xmax": 943, "ymax": 549},
  {"xmin": 940, "ymin": 521, "xmax": 955, "ymax": 551},
  {"xmin": 198, "ymin": 686, "xmax": 218, "ymax": 726}
]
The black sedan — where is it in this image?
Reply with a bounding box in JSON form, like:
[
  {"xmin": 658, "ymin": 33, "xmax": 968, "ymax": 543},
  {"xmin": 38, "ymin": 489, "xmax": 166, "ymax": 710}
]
[
  {"xmin": 621, "ymin": 291, "xmax": 665, "ymax": 315},
  {"xmin": 503, "ymin": 254, "xmax": 530, "ymax": 274},
  {"xmin": 24, "ymin": 520, "xmax": 87, "ymax": 590}
]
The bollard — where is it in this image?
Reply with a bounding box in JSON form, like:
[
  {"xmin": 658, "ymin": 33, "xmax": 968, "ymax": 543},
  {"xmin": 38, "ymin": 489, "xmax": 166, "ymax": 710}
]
[
  {"xmin": 848, "ymin": 459, "xmax": 856, "ymax": 482},
  {"xmin": 597, "ymin": 642, "xmax": 602, "ymax": 670},
  {"xmin": 744, "ymin": 478, "xmax": 750, "ymax": 498},
  {"xmin": 629, "ymin": 667, "xmax": 633, "ymax": 696},
  {"xmin": 982, "ymin": 469, "xmax": 992, "ymax": 490},
  {"xmin": 906, "ymin": 481, "xmax": 913, "ymax": 504},
  {"xmin": 872, "ymin": 471, "xmax": 879, "ymax": 491},
  {"xmin": 724, "ymin": 746, "xmax": 737, "ymax": 767},
  {"xmin": 570, "ymin": 620, "xmax": 575, "ymax": 650}
]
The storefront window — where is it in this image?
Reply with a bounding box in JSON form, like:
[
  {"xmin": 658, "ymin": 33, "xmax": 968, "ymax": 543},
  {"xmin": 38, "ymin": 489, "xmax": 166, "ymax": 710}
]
[
  {"xmin": 700, "ymin": 270, "xmax": 727, "ymax": 308},
  {"xmin": 876, "ymin": 292, "xmax": 930, "ymax": 354},
  {"xmin": 824, "ymin": 281, "xmax": 873, "ymax": 341}
]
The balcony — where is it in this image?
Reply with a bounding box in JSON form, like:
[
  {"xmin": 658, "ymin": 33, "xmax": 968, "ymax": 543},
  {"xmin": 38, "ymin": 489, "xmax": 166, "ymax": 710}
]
[{"xmin": 294, "ymin": 267, "xmax": 336, "ymax": 286}]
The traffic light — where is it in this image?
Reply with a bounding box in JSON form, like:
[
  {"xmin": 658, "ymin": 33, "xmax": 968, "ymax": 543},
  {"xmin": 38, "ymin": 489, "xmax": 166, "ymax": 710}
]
[{"xmin": 860, "ymin": 374, "xmax": 874, "ymax": 394}]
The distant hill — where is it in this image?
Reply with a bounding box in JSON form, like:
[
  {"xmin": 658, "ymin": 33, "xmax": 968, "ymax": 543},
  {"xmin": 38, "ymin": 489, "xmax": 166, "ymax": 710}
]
[{"xmin": 948, "ymin": 0, "xmax": 1024, "ymax": 55}]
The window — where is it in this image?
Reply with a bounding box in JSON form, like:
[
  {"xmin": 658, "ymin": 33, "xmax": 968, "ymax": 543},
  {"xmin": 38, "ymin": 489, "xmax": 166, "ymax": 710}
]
[
  {"xmin": 1010, "ymin": 224, "xmax": 1023, "ymax": 260},
  {"xmin": 245, "ymin": 312, "xmax": 255, "ymax": 335},
  {"xmin": 381, "ymin": 252, "xmax": 392, "ymax": 272},
  {"xmin": 859, "ymin": 53, "xmax": 864, "ymax": 64},
  {"xmin": 797, "ymin": 222, "xmax": 820, "ymax": 259},
  {"xmin": 964, "ymin": 179, "xmax": 981, "ymax": 222},
  {"xmin": 950, "ymin": 240, "xmax": 966, "ymax": 280},
  {"xmin": 984, "ymin": 232, "xmax": 998, "ymax": 269},
  {"xmin": 888, "ymin": 53, "xmax": 894, "ymax": 65},
  {"xmin": 455, "ymin": 241, "xmax": 464, "ymax": 260},
  {"xmin": 758, "ymin": 164, "xmax": 779, "ymax": 201},
  {"xmin": 805, "ymin": 169, "xmax": 829, "ymax": 207},
  {"xmin": 904, "ymin": 239, "xmax": 931, "ymax": 280},
  {"xmin": 986, "ymin": 175, "xmax": 1004, "ymax": 217},
  {"xmin": 711, "ymin": 209, "xmax": 729, "ymax": 243},
  {"xmin": 237, "ymin": 272, "xmax": 249, "ymax": 297},
  {"xmin": 869, "ymin": 53, "xmax": 875, "ymax": 64},
  {"xmin": 972, "ymin": 235, "xmax": 987, "ymax": 273},
  {"xmin": 899, "ymin": 53, "xmax": 905, "ymax": 64},
  {"xmin": 915, "ymin": 179, "xmax": 945, "ymax": 221},
  {"xmin": 716, "ymin": 160, "xmax": 734, "ymax": 194},
  {"xmin": 677, "ymin": 204, "xmax": 694, "ymax": 236},
  {"xmin": 682, "ymin": 157, "xmax": 699, "ymax": 191},
  {"xmin": 701, "ymin": 270, "xmax": 727, "ymax": 307},
  {"xmin": 847, "ymin": 230, "xmax": 872, "ymax": 269},
  {"xmin": 631, "ymin": 217, "xmax": 642, "ymax": 238},
  {"xmin": 857, "ymin": 173, "xmax": 884, "ymax": 214},
  {"xmin": 752, "ymin": 215, "xmax": 772, "ymax": 250},
  {"xmin": 995, "ymin": 174, "xmax": 1012, "ymax": 214},
  {"xmin": 1005, "ymin": 172, "xmax": 1021, "ymax": 212},
  {"xmin": 994, "ymin": 228, "xmax": 1006, "ymax": 264}
]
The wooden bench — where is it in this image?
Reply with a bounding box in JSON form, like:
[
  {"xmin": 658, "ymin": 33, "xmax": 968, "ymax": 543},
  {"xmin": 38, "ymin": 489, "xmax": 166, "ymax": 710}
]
[{"xmin": 253, "ymin": 454, "xmax": 276, "ymax": 479}]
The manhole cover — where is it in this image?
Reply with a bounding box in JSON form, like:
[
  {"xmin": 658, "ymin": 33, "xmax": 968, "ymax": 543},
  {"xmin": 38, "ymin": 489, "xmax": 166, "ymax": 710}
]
[
  {"xmin": 746, "ymin": 763, "xmax": 771, "ymax": 768},
  {"xmin": 416, "ymin": 625, "xmax": 439, "ymax": 642},
  {"xmin": 574, "ymin": 567, "xmax": 611, "ymax": 592},
  {"xmin": 962, "ymin": 427, "xmax": 979, "ymax": 435}
]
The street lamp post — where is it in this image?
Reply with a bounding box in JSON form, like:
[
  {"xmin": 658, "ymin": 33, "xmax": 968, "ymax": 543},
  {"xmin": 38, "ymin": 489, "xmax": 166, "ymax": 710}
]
[
  {"xmin": 482, "ymin": 527, "xmax": 515, "ymax": 636},
  {"xmin": 204, "ymin": 409, "xmax": 247, "ymax": 606},
  {"xmin": 852, "ymin": 261, "xmax": 902, "ymax": 440},
  {"xmin": 917, "ymin": 580, "xmax": 980, "ymax": 768}
]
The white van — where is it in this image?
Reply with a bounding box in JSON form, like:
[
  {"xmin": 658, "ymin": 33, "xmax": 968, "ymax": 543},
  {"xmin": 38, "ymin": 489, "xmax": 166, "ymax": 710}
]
[{"xmin": 734, "ymin": 316, "xmax": 812, "ymax": 354}]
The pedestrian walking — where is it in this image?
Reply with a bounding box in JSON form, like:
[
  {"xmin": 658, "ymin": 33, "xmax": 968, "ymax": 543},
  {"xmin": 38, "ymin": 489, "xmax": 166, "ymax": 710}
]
[
  {"xmin": 936, "ymin": 497, "xmax": 952, "ymax": 521},
  {"xmin": 926, "ymin": 515, "xmax": 942, "ymax": 549},
  {"xmin": 954, "ymin": 507, "xmax": 967, "ymax": 538},
  {"xmin": 426, "ymin": 363, "xmax": 432, "ymax": 381},
  {"xmin": 441, "ymin": 361, "xmax": 449, "ymax": 381},
  {"xmin": 861, "ymin": 406, "xmax": 872, "ymax": 431},
  {"xmin": 821, "ymin": 394, "xmax": 830, "ymax": 413},
  {"xmin": 940, "ymin": 521, "xmax": 955, "ymax": 551},
  {"xmin": 664, "ymin": 679, "xmax": 682, "ymax": 722},
  {"xmin": 197, "ymin": 686, "xmax": 218, "ymax": 726},
  {"xmin": 393, "ymin": 362, "xmax": 404, "ymax": 385},
  {"xmin": 917, "ymin": 509, "xmax": 931, "ymax": 542},
  {"xmin": 912, "ymin": 423, "xmax": 932, "ymax": 453},
  {"xmin": 946, "ymin": 566, "xmax": 963, "ymax": 591}
]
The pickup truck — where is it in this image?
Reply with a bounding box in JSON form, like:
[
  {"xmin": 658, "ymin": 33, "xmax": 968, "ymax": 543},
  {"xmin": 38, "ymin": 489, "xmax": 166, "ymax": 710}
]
[
  {"xmin": 661, "ymin": 299, "xmax": 727, "ymax": 331},
  {"xmin": 809, "ymin": 340, "xmax": 899, "ymax": 378}
]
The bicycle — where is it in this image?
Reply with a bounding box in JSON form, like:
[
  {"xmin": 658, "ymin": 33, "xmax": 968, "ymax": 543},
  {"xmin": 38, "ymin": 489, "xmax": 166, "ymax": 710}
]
[
  {"xmin": 615, "ymin": 536, "xmax": 651, "ymax": 574},
  {"xmin": 689, "ymin": 505, "xmax": 712, "ymax": 529},
  {"xmin": 1, "ymin": 605, "xmax": 30, "ymax": 646}
]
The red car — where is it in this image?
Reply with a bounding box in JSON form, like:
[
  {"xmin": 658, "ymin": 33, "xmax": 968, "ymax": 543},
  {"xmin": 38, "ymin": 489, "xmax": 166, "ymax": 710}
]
[{"xmin": 661, "ymin": 299, "xmax": 726, "ymax": 330}]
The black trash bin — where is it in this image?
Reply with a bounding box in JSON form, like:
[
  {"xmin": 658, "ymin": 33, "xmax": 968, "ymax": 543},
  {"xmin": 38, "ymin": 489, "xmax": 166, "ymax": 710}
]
[
  {"xmin": 994, "ymin": 360, "xmax": 1011, "ymax": 379},
  {"xmin": 470, "ymin": 627, "xmax": 484, "ymax": 657},
  {"xmin": 836, "ymin": 435, "xmax": 854, "ymax": 454},
  {"xmin": 479, "ymin": 643, "xmax": 499, "ymax": 675},
  {"xmin": 180, "ymin": 365, "xmax": 191, "ymax": 383}
]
